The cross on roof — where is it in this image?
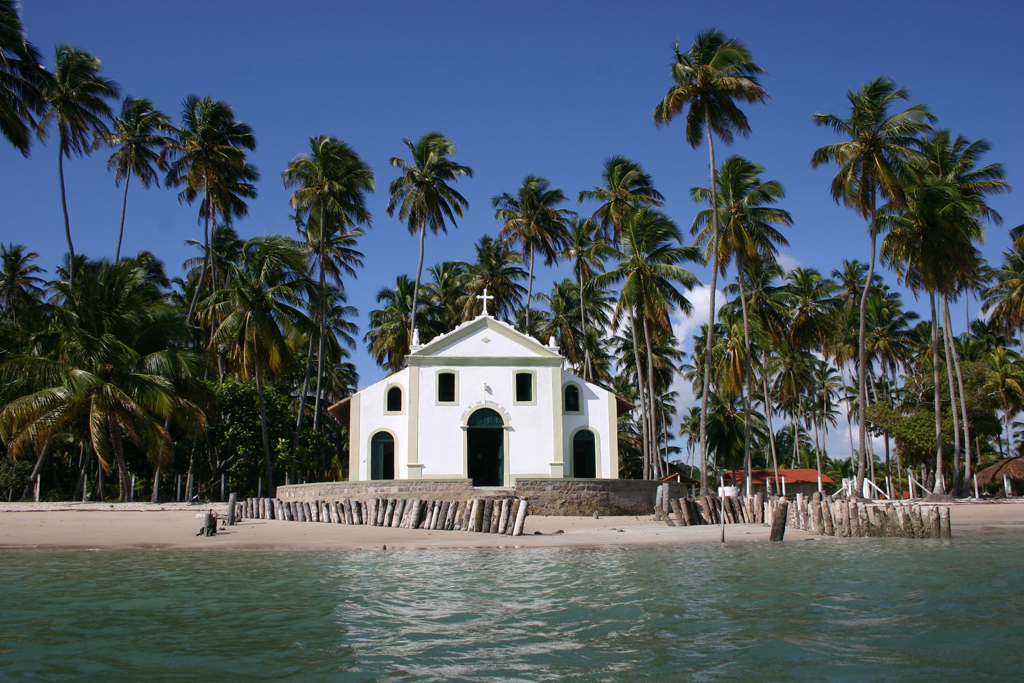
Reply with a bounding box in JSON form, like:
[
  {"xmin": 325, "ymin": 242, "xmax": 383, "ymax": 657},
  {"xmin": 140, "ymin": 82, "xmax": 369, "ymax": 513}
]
[{"xmin": 477, "ymin": 288, "xmax": 494, "ymax": 316}]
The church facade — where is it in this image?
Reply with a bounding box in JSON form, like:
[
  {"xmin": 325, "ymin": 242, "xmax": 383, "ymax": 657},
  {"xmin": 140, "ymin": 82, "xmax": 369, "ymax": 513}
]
[{"xmin": 329, "ymin": 313, "xmax": 622, "ymax": 486}]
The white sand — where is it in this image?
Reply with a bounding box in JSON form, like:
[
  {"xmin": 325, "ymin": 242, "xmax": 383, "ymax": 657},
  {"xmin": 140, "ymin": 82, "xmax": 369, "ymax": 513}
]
[{"xmin": 0, "ymin": 499, "xmax": 1021, "ymax": 551}]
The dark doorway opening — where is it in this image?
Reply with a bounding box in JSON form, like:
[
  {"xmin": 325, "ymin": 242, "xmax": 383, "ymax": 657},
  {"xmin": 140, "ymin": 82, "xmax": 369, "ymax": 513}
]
[
  {"xmin": 370, "ymin": 432, "xmax": 395, "ymax": 480},
  {"xmin": 573, "ymin": 430, "xmax": 596, "ymax": 478},
  {"xmin": 467, "ymin": 408, "xmax": 504, "ymax": 486}
]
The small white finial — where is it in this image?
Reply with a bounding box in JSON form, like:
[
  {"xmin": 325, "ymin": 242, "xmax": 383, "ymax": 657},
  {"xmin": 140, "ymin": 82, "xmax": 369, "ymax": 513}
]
[
  {"xmin": 412, "ymin": 329, "xmax": 420, "ymax": 346},
  {"xmin": 477, "ymin": 288, "xmax": 495, "ymax": 316},
  {"xmin": 548, "ymin": 335, "xmax": 557, "ymax": 347}
]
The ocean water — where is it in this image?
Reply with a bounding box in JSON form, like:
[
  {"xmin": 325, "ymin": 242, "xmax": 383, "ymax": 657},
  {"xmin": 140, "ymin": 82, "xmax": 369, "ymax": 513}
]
[{"xmin": 1, "ymin": 535, "xmax": 1021, "ymax": 682}]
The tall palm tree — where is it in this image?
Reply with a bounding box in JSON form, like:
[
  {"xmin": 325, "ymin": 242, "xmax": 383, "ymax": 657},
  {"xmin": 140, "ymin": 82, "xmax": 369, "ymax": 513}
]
[
  {"xmin": 423, "ymin": 261, "xmax": 467, "ymax": 333},
  {"xmin": 811, "ymin": 76, "xmax": 934, "ymax": 496},
  {"xmin": 597, "ymin": 207, "xmax": 701, "ymax": 478},
  {"xmin": 38, "ymin": 45, "xmax": 120, "ymax": 287},
  {"xmin": 387, "ymin": 132, "xmax": 472, "ymax": 344},
  {"xmin": 653, "ymin": 28, "xmax": 768, "ymax": 494},
  {"xmin": 0, "ymin": 0, "xmax": 51, "ymax": 156},
  {"xmin": 493, "ymin": 175, "xmax": 574, "ymax": 331},
  {"xmin": 284, "ymin": 135, "xmax": 374, "ymax": 434},
  {"xmin": 563, "ymin": 218, "xmax": 610, "ymax": 381},
  {"xmin": 95, "ymin": 96, "xmax": 171, "ymax": 261},
  {"xmin": 0, "ymin": 243, "xmax": 44, "ymax": 323},
  {"xmin": 459, "ymin": 235, "xmax": 527, "ymax": 321},
  {"xmin": 986, "ymin": 252, "xmax": 1024, "ymax": 351},
  {"xmin": 207, "ymin": 236, "xmax": 309, "ymax": 497},
  {"xmin": 578, "ymin": 156, "xmax": 663, "ymax": 243},
  {"xmin": 163, "ymin": 95, "xmax": 258, "ymax": 322},
  {"xmin": 0, "ymin": 258, "xmax": 202, "ymax": 501},
  {"xmin": 691, "ymin": 155, "xmax": 791, "ymax": 493}
]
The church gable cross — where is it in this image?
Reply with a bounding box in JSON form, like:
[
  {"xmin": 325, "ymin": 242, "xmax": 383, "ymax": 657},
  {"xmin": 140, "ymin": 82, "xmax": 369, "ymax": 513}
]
[{"xmin": 477, "ymin": 288, "xmax": 495, "ymax": 316}]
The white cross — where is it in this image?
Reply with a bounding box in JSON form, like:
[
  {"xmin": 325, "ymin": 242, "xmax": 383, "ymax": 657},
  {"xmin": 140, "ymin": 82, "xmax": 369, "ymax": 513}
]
[{"xmin": 477, "ymin": 288, "xmax": 495, "ymax": 316}]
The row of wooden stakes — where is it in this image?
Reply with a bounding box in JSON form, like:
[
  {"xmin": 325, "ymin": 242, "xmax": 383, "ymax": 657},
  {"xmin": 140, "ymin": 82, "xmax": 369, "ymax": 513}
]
[
  {"xmin": 238, "ymin": 496, "xmax": 530, "ymax": 535},
  {"xmin": 654, "ymin": 489, "xmax": 952, "ymax": 540},
  {"xmin": 768, "ymin": 494, "xmax": 953, "ymax": 539}
]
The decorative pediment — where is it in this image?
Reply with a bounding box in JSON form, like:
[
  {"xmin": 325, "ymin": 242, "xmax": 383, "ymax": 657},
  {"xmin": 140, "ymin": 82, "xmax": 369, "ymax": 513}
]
[{"xmin": 408, "ymin": 315, "xmax": 561, "ymax": 366}]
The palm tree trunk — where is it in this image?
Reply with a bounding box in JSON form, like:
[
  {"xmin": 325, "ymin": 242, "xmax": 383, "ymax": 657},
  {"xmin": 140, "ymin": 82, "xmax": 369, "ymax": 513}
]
[
  {"xmin": 856, "ymin": 210, "xmax": 877, "ymax": 498},
  {"xmin": 291, "ymin": 333, "xmax": 316, "ymax": 470},
  {"xmin": 578, "ymin": 264, "xmax": 590, "ymax": 381},
  {"xmin": 410, "ymin": 224, "xmax": 426, "ymax": 341},
  {"xmin": 628, "ymin": 306, "xmax": 651, "ymax": 479},
  {"xmin": 115, "ymin": 170, "xmax": 131, "ymax": 261},
  {"xmin": 814, "ymin": 412, "xmax": 823, "ymax": 493},
  {"xmin": 763, "ymin": 373, "xmax": 781, "ymax": 494},
  {"xmin": 525, "ymin": 243, "xmax": 536, "ymax": 333},
  {"xmin": 21, "ymin": 441, "xmax": 52, "ymax": 501},
  {"xmin": 698, "ymin": 101, "xmax": 720, "ymax": 497},
  {"xmin": 186, "ymin": 180, "xmax": 212, "ymax": 324},
  {"xmin": 254, "ymin": 347, "xmax": 274, "ymax": 497},
  {"xmin": 109, "ymin": 418, "xmax": 131, "ymax": 502},
  {"xmin": 738, "ymin": 259, "xmax": 754, "ymax": 496},
  {"xmin": 930, "ymin": 291, "xmax": 945, "ymax": 493},
  {"xmin": 941, "ymin": 302, "xmax": 962, "ymax": 496},
  {"xmin": 642, "ymin": 315, "xmax": 660, "ymax": 478},
  {"xmin": 313, "ymin": 265, "xmax": 327, "ymax": 433},
  {"xmin": 945, "ymin": 298, "xmax": 972, "ymax": 491},
  {"xmin": 57, "ymin": 137, "xmax": 76, "ymax": 287}
]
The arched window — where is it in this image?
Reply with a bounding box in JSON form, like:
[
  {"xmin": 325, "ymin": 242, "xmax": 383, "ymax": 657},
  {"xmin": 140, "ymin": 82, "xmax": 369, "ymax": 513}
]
[
  {"xmin": 438, "ymin": 372, "xmax": 456, "ymax": 403},
  {"xmin": 564, "ymin": 384, "xmax": 580, "ymax": 413},
  {"xmin": 386, "ymin": 386, "xmax": 402, "ymax": 412},
  {"xmin": 572, "ymin": 430, "xmax": 596, "ymax": 478},
  {"xmin": 370, "ymin": 432, "xmax": 395, "ymax": 480}
]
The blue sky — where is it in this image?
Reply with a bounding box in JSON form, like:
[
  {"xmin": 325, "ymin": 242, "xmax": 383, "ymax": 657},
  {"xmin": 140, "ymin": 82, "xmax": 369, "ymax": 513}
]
[{"xmin": 3, "ymin": 1, "xmax": 1022, "ymax": 457}]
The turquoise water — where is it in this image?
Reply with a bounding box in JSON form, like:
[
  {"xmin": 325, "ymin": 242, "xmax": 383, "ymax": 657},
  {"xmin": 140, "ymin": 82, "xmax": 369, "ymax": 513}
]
[{"xmin": 1, "ymin": 536, "xmax": 1021, "ymax": 682}]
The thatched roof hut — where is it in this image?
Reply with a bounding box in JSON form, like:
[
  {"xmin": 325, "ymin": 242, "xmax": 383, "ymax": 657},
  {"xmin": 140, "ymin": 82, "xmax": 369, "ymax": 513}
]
[{"xmin": 975, "ymin": 457, "xmax": 1024, "ymax": 487}]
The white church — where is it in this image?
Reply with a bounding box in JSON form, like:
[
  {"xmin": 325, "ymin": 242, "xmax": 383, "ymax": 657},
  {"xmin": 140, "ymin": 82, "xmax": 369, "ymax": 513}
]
[{"xmin": 329, "ymin": 295, "xmax": 624, "ymax": 486}]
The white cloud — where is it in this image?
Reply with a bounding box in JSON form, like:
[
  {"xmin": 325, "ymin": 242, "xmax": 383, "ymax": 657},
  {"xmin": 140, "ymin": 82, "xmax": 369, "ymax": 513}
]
[{"xmin": 776, "ymin": 251, "xmax": 802, "ymax": 272}]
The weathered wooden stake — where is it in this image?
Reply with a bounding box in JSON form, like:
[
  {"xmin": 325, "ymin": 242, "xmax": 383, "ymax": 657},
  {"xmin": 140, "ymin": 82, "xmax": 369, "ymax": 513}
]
[
  {"xmin": 227, "ymin": 493, "xmax": 237, "ymax": 525},
  {"xmin": 770, "ymin": 500, "xmax": 789, "ymax": 541},
  {"xmin": 512, "ymin": 499, "xmax": 529, "ymax": 536}
]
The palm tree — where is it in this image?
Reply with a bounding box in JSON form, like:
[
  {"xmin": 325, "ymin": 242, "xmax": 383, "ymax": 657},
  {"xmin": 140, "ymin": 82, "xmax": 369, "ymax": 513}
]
[
  {"xmin": 984, "ymin": 348, "xmax": 1024, "ymax": 459},
  {"xmin": 163, "ymin": 95, "xmax": 258, "ymax": 322},
  {"xmin": 284, "ymin": 135, "xmax": 374, "ymax": 434},
  {"xmin": 653, "ymin": 28, "xmax": 768, "ymax": 494},
  {"xmin": 207, "ymin": 236, "xmax": 309, "ymax": 497},
  {"xmin": 0, "ymin": 258, "xmax": 202, "ymax": 501},
  {"xmin": 387, "ymin": 132, "xmax": 472, "ymax": 344},
  {"xmin": 0, "ymin": 0, "xmax": 51, "ymax": 156},
  {"xmin": 366, "ymin": 274, "xmax": 437, "ymax": 373},
  {"xmin": 986, "ymin": 252, "xmax": 1024, "ymax": 350},
  {"xmin": 493, "ymin": 175, "xmax": 574, "ymax": 331},
  {"xmin": 95, "ymin": 96, "xmax": 171, "ymax": 261},
  {"xmin": 423, "ymin": 261, "xmax": 467, "ymax": 332},
  {"xmin": 691, "ymin": 155, "xmax": 791, "ymax": 493},
  {"xmin": 811, "ymin": 76, "xmax": 934, "ymax": 496},
  {"xmin": 38, "ymin": 45, "xmax": 120, "ymax": 287},
  {"xmin": 459, "ymin": 235, "xmax": 527, "ymax": 321},
  {"xmin": 597, "ymin": 207, "xmax": 701, "ymax": 478},
  {"xmin": 578, "ymin": 156, "xmax": 663, "ymax": 243},
  {"xmin": 0, "ymin": 244, "xmax": 44, "ymax": 323}
]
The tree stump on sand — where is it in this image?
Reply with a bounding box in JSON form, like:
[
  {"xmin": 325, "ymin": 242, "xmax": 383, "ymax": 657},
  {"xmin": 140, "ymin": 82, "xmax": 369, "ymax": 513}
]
[{"xmin": 770, "ymin": 500, "xmax": 789, "ymax": 541}]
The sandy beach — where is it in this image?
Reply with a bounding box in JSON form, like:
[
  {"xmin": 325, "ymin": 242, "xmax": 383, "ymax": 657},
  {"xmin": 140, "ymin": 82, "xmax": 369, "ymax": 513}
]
[{"xmin": 2, "ymin": 499, "xmax": 1023, "ymax": 550}]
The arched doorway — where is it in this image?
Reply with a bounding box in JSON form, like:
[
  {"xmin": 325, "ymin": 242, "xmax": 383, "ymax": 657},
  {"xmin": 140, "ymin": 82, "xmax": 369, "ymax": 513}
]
[
  {"xmin": 370, "ymin": 432, "xmax": 395, "ymax": 480},
  {"xmin": 572, "ymin": 430, "xmax": 596, "ymax": 478},
  {"xmin": 467, "ymin": 408, "xmax": 504, "ymax": 486}
]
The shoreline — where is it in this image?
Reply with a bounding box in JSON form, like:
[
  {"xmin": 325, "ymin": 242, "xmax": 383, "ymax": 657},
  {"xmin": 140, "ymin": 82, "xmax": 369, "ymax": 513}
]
[{"xmin": 1, "ymin": 500, "xmax": 1022, "ymax": 551}]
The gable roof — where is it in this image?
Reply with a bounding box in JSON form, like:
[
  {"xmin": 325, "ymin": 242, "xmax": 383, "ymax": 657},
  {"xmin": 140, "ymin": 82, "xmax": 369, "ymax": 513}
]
[{"xmin": 407, "ymin": 314, "xmax": 562, "ymax": 366}]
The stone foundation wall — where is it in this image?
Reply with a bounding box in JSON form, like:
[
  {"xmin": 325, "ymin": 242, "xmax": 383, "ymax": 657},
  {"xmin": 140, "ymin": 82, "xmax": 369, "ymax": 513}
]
[
  {"xmin": 278, "ymin": 478, "xmax": 689, "ymax": 516},
  {"xmin": 514, "ymin": 479, "xmax": 690, "ymax": 516}
]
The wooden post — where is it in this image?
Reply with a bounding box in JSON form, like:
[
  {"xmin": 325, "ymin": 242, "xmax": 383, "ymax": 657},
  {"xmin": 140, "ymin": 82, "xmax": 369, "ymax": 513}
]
[
  {"xmin": 304, "ymin": 501, "xmax": 314, "ymax": 522},
  {"xmin": 481, "ymin": 499, "xmax": 494, "ymax": 532},
  {"xmin": 227, "ymin": 493, "xmax": 237, "ymax": 525},
  {"xmin": 754, "ymin": 492, "xmax": 765, "ymax": 524},
  {"xmin": 496, "ymin": 500, "xmax": 509, "ymax": 534},
  {"xmin": 512, "ymin": 499, "xmax": 529, "ymax": 536},
  {"xmin": 698, "ymin": 496, "xmax": 714, "ymax": 524},
  {"xmin": 810, "ymin": 501, "xmax": 824, "ymax": 535},
  {"xmin": 939, "ymin": 506, "xmax": 952, "ymax": 538},
  {"xmin": 858, "ymin": 504, "xmax": 871, "ymax": 537},
  {"xmin": 769, "ymin": 499, "xmax": 789, "ymax": 541},
  {"xmin": 847, "ymin": 502, "xmax": 860, "ymax": 536},
  {"xmin": 678, "ymin": 498, "xmax": 693, "ymax": 526},
  {"xmin": 668, "ymin": 497, "xmax": 684, "ymax": 527},
  {"xmin": 471, "ymin": 499, "xmax": 485, "ymax": 532},
  {"xmin": 405, "ymin": 499, "xmax": 420, "ymax": 528},
  {"xmin": 928, "ymin": 506, "xmax": 941, "ymax": 538},
  {"xmin": 821, "ymin": 498, "xmax": 834, "ymax": 535},
  {"xmin": 1005, "ymin": 474, "xmax": 1013, "ymax": 498}
]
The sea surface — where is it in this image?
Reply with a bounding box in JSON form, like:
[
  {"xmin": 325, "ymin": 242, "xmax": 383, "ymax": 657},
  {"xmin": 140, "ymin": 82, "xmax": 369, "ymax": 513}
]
[{"xmin": 1, "ymin": 534, "xmax": 1021, "ymax": 682}]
